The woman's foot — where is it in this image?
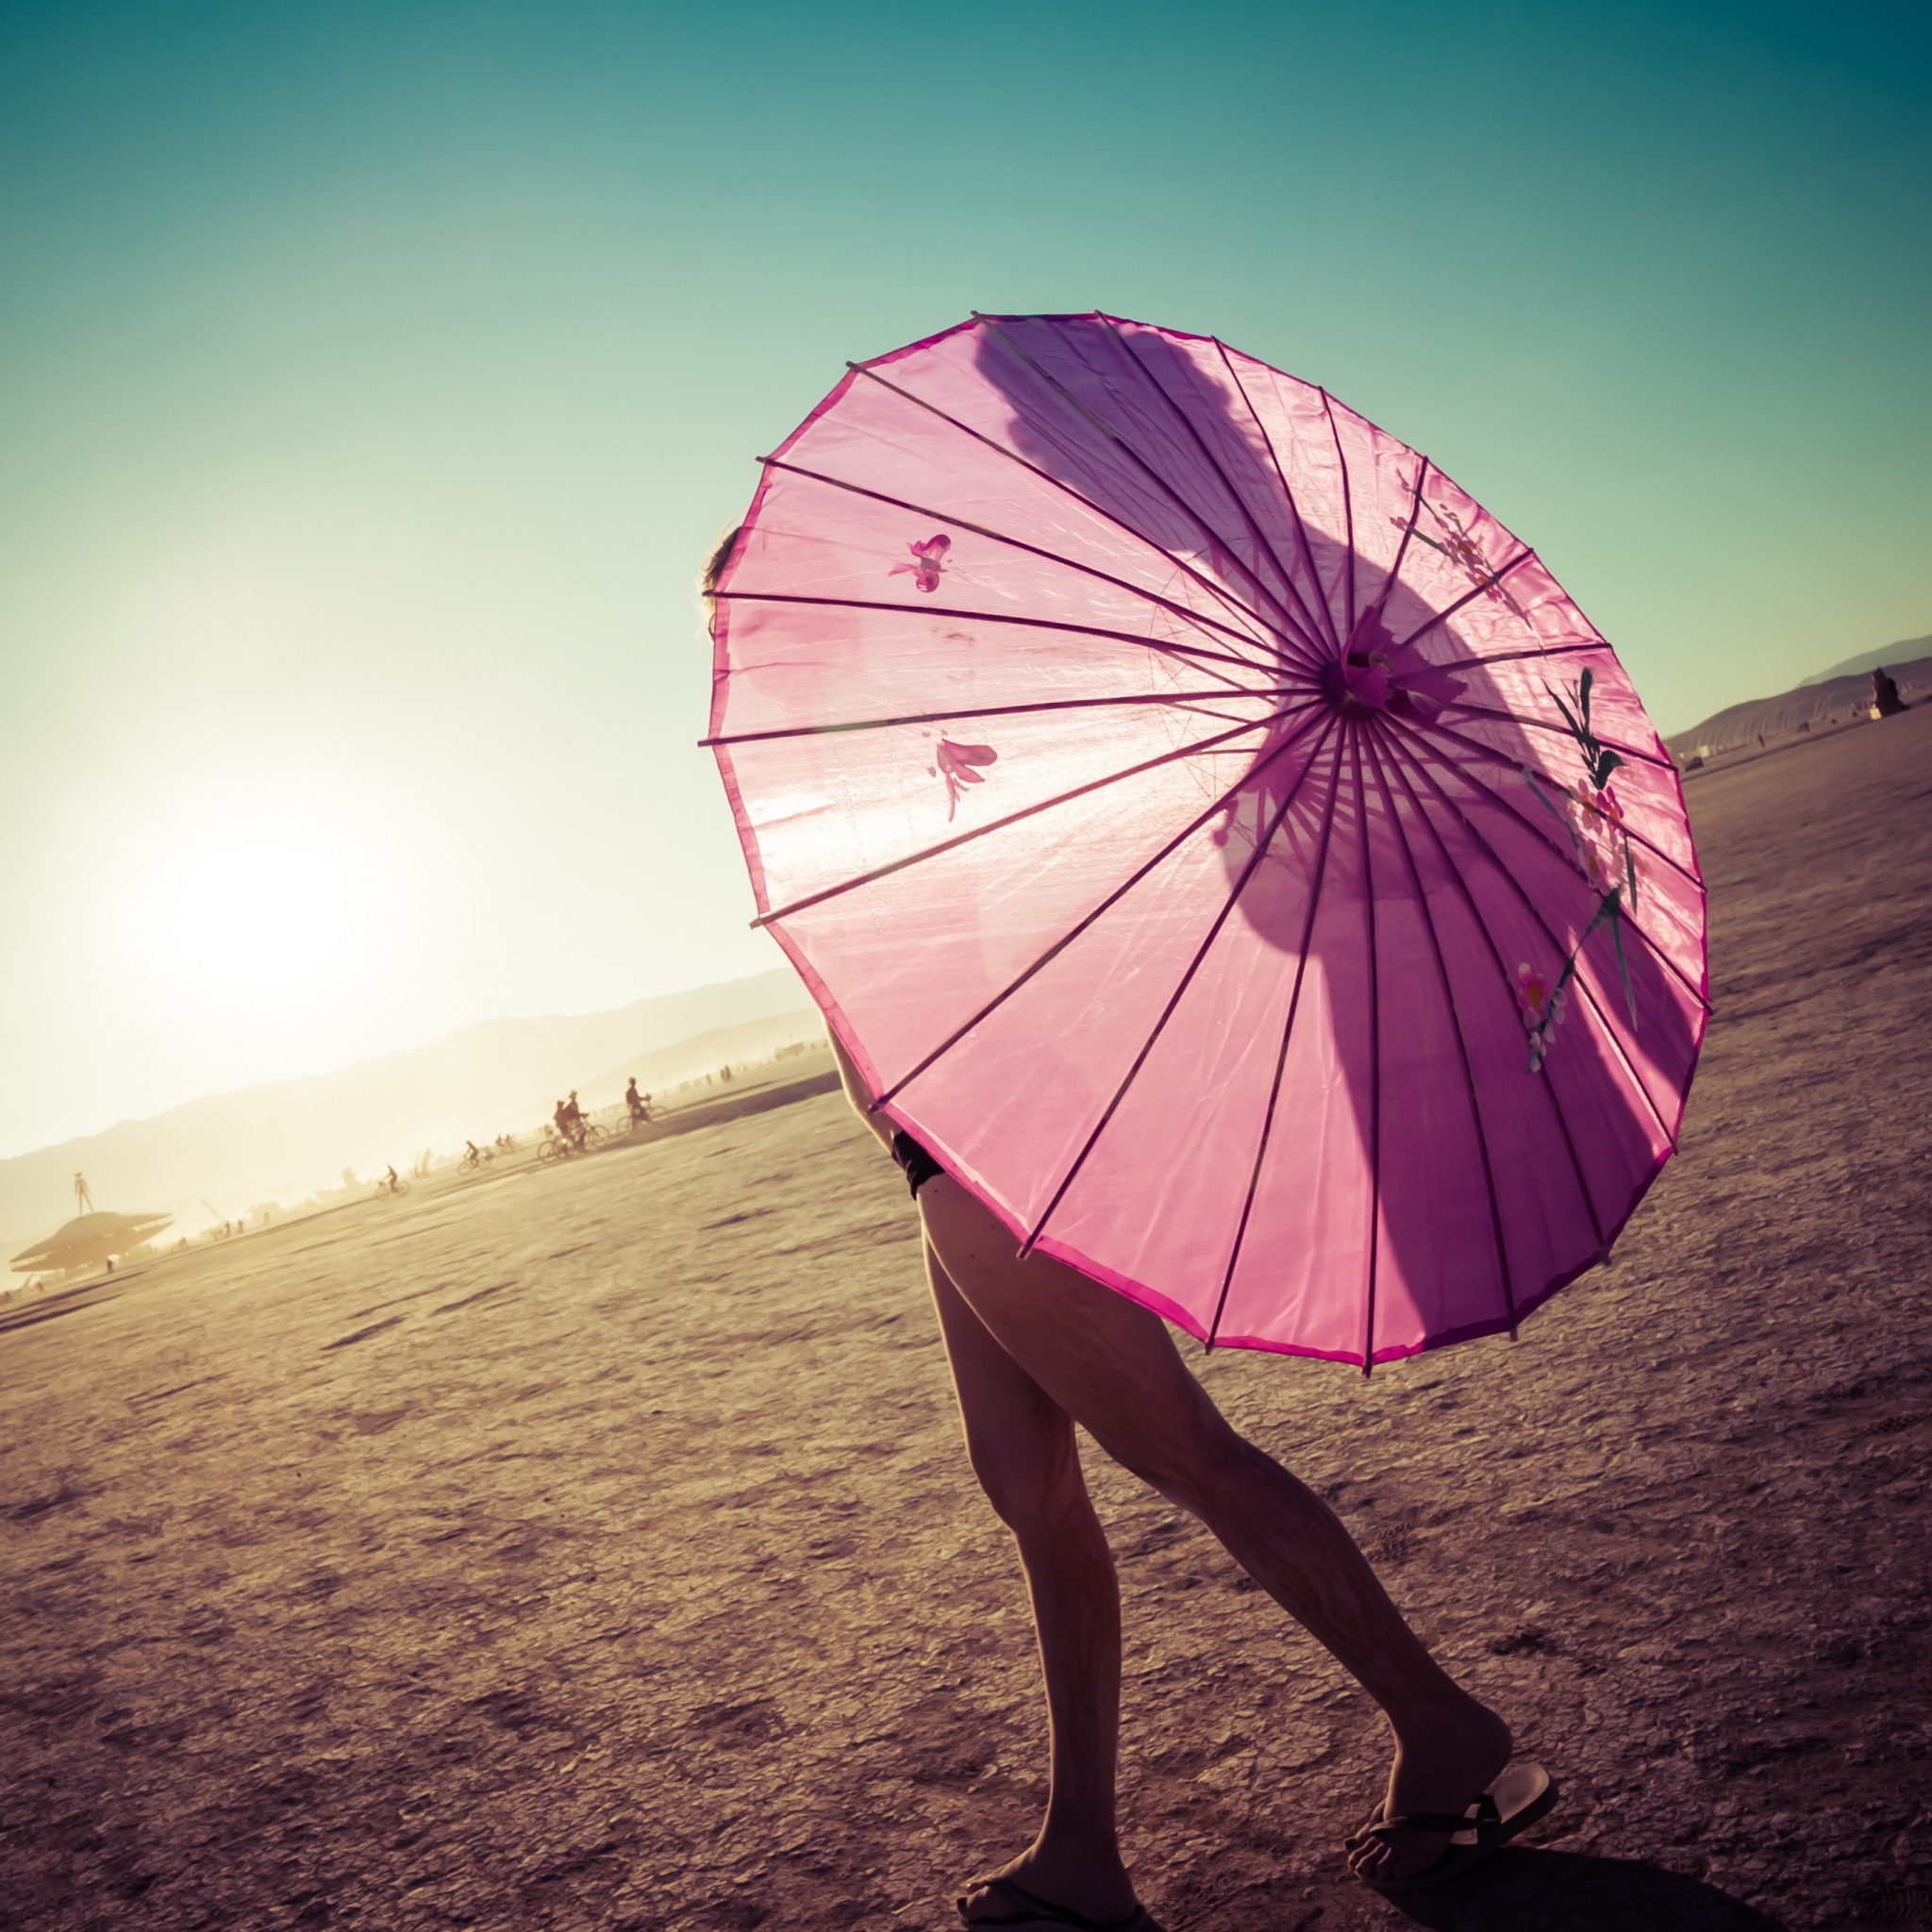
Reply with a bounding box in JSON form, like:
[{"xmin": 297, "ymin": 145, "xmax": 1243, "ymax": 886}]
[
  {"xmin": 1344, "ymin": 1696, "xmax": 1514, "ymax": 1886},
  {"xmin": 958, "ymin": 1840, "xmax": 1141, "ymax": 1926}
]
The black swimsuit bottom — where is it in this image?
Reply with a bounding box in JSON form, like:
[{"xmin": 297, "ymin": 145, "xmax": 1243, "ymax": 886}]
[{"xmin": 891, "ymin": 1130, "xmax": 946, "ymax": 1197}]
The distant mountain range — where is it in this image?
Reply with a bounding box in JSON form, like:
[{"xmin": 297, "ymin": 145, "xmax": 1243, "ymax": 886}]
[
  {"xmin": 1668, "ymin": 637, "xmax": 1930, "ymax": 763},
  {"xmin": 1799, "ymin": 636, "xmax": 1932, "ymax": 686},
  {"xmin": 0, "ymin": 970, "xmax": 818, "ymax": 1257}
]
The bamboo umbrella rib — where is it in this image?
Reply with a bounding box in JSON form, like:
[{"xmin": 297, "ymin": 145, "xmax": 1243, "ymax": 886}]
[
  {"xmin": 1368, "ymin": 459, "xmax": 1431, "ymax": 626},
  {"xmin": 971, "ymin": 314, "xmax": 1328, "ymax": 671},
  {"xmin": 1391, "ymin": 548, "xmax": 1539, "ymax": 654},
  {"xmin": 712, "ymin": 591, "xmax": 1281, "ymax": 692},
  {"xmin": 1446, "ymin": 639, "xmax": 1612, "ymax": 671},
  {"xmin": 1213, "ymin": 341, "xmax": 1346, "ymax": 656},
  {"xmin": 703, "ymin": 684, "xmax": 1299, "ymax": 749},
  {"xmin": 759, "ymin": 459, "xmax": 1286, "ymax": 669},
  {"xmin": 1203, "ymin": 732, "xmax": 1350, "ymax": 1348},
  {"xmin": 874, "ymin": 704, "xmax": 1341, "ymax": 1109},
  {"xmin": 1321, "ymin": 391, "xmax": 1359, "ymax": 644},
  {"xmin": 1378, "ymin": 717, "xmax": 1682, "ymax": 1159},
  {"xmin": 1093, "ymin": 313, "xmax": 1332, "ymax": 674},
  {"xmin": 1391, "ymin": 713, "xmax": 1708, "ymax": 989},
  {"xmin": 754, "ymin": 702, "xmax": 1313, "ymax": 929},
  {"xmin": 844, "ymin": 358, "xmax": 1324, "ymax": 666},
  {"xmin": 1351, "ymin": 729, "xmax": 1383, "ymax": 1372},
  {"xmin": 1020, "ymin": 714, "xmax": 1344, "ymax": 1257},
  {"xmin": 1374, "ymin": 724, "xmax": 1608, "ymax": 1246},
  {"xmin": 1363, "ymin": 723, "xmax": 1518, "ymax": 1334},
  {"xmin": 1437, "ymin": 699, "xmax": 1676, "ymax": 772}
]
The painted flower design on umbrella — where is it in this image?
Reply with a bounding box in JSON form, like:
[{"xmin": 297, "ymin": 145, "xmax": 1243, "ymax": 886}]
[
  {"xmin": 1520, "ymin": 668, "xmax": 1641, "ymax": 1072},
  {"xmin": 891, "ymin": 533, "xmax": 952, "ymax": 592},
  {"xmin": 1564, "ymin": 779, "xmax": 1637, "ymax": 897},
  {"xmin": 1391, "ymin": 499, "xmax": 1528, "ymax": 619},
  {"xmin": 1515, "ymin": 961, "xmax": 1567, "ymax": 1073},
  {"xmin": 933, "ymin": 737, "xmax": 998, "ymax": 819}
]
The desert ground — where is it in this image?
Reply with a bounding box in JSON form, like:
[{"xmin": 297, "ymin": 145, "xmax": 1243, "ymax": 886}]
[{"xmin": 4, "ymin": 706, "xmax": 1929, "ymax": 1932}]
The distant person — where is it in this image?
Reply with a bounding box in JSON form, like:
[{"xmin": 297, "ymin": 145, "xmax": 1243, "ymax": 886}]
[
  {"xmin": 562, "ymin": 1090, "xmax": 589, "ymax": 1149},
  {"xmin": 553, "ymin": 1098, "xmax": 571, "ymax": 1144},
  {"xmin": 625, "ymin": 1078, "xmax": 652, "ymax": 1124}
]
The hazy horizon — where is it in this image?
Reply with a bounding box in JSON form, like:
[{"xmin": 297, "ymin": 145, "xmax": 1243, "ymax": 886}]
[
  {"xmin": 4, "ymin": 0, "xmax": 1926, "ymax": 1158},
  {"xmin": 0, "ymin": 962, "xmax": 807, "ymax": 1165}
]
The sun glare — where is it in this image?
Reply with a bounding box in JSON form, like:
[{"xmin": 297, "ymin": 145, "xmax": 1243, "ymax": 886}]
[{"xmin": 123, "ymin": 781, "xmax": 403, "ymax": 1022}]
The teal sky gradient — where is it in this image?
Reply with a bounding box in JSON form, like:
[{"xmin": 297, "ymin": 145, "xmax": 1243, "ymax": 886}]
[{"xmin": 2, "ymin": 0, "xmax": 1926, "ymax": 1158}]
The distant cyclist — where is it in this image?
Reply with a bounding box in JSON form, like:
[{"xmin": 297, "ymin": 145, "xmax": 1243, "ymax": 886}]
[
  {"xmin": 625, "ymin": 1078, "xmax": 652, "ymax": 1125},
  {"xmin": 561, "ymin": 1090, "xmax": 589, "ymax": 1151}
]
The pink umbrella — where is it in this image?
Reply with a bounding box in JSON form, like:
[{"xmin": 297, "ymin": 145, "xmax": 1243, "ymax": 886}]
[{"xmin": 706, "ymin": 313, "xmax": 1708, "ymax": 1368}]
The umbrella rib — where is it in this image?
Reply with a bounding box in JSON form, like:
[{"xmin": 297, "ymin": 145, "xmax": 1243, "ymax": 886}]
[
  {"xmin": 1362, "ymin": 724, "xmax": 1519, "ymax": 1336},
  {"xmin": 873, "ymin": 705, "xmax": 1341, "ymax": 1109},
  {"xmin": 754, "ymin": 701, "xmax": 1312, "ymax": 929},
  {"xmin": 1391, "ymin": 547, "xmax": 1539, "ymax": 653},
  {"xmin": 1091, "ymin": 314, "xmax": 1330, "ymax": 675},
  {"xmin": 1378, "ymin": 716, "xmax": 1681, "ymax": 1159},
  {"xmin": 971, "ymin": 313, "xmax": 1325, "ymax": 664},
  {"xmin": 1351, "ymin": 730, "xmax": 1381, "ymax": 1373},
  {"xmin": 702, "ymin": 684, "xmax": 1296, "ymax": 749},
  {"xmin": 759, "ymin": 458, "xmax": 1285, "ymax": 670},
  {"xmin": 1396, "ymin": 711, "xmax": 1707, "ymax": 933},
  {"xmin": 1322, "ymin": 391, "xmax": 1359, "ymax": 643},
  {"xmin": 1213, "ymin": 341, "xmax": 1346, "ymax": 656},
  {"xmin": 844, "ymin": 360, "xmax": 1311, "ymax": 664},
  {"xmin": 1372, "ymin": 724, "xmax": 1608, "ymax": 1247},
  {"xmin": 1203, "ymin": 731, "xmax": 1350, "ymax": 1348},
  {"xmin": 1369, "ymin": 459, "xmax": 1430, "ymax": 623},
  {"xmin": 1019, "ymin": 713, "xmax": 1344, "ymax": 1257},
  {"xmin": 1449, "ymin": 639, "xmax": 1608, "ymax": 670},
  {"xmin": 1437, "ymin": 699, "xmax": 1675, "ymax": 772},
  {"xmin": 714, "ymin": 591, "xmax": 1278, "ymax": 691}
]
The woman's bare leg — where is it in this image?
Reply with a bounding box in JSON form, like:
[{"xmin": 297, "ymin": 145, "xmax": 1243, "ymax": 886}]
[
  {"xmin": 925, "ymin": 1247, "xmax": 1139, "ymax": 1922},
  {"xmin": 916, "ymin": 1175, "xmax": 1511, "ymax": 1887},
  {"xmin": 833, "ymin": 1040, "xmax": 1137, "ymax": 1915},
  {"xmin": 827, "ymin": 1036, "xmax": 1502, "ymax": 1885}
]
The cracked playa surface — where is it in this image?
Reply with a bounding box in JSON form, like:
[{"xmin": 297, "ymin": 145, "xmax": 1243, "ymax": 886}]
[{"xmin": 3, "ymin": 707, "xmax": 1930, "ymax": 1932}]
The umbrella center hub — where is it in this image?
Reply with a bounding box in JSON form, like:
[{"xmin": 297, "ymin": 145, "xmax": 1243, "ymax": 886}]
[
  {"xmin": 1323, "ymin": 610, "xmax": 1400, "ymax": 716},
  {"xmin": 1321, "ymin": 608, "xmax": 1466, "ymax": 722}
]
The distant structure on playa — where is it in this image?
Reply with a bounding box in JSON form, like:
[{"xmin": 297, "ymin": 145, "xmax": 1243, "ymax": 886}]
[
  {"xmin": 10, "ymin": 1208, "xmax": 174, "ymax": 1280},
  {"xmin": 1871, "ymin": 666, "xmax": 1907, "ymax": 719}
]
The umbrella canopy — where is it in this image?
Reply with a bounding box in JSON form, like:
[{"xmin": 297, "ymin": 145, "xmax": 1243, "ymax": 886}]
[{"xmin": 707, "ymin": 313, "xmax": 1707, "ymax": 1367}]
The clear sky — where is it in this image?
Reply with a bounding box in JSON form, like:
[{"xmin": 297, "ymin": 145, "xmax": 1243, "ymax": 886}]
[{"xmin": 2, "ymin": 0, "xmax": 1926, "ymax": 1159}]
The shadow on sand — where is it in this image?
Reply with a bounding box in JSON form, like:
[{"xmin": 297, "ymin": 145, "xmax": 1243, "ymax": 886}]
[{"xmin": 1364, "ymin": 1847, "xmax": 1784, "ymax": 1931}]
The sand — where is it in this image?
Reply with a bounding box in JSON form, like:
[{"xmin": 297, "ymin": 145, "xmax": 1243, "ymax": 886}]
[{"xmin": 4, "ymin": 707, "xmax": 1929, "ymax": 1932}]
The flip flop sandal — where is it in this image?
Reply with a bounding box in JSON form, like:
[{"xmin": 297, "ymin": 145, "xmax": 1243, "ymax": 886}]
[
  {"xmin": 956, "ymin": 1874, "xmax": 1165, "ymax": 1931},
  {"xmin": 1348, "ymin": 1761, "xmax": 1557, "ymax": 1895}
]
